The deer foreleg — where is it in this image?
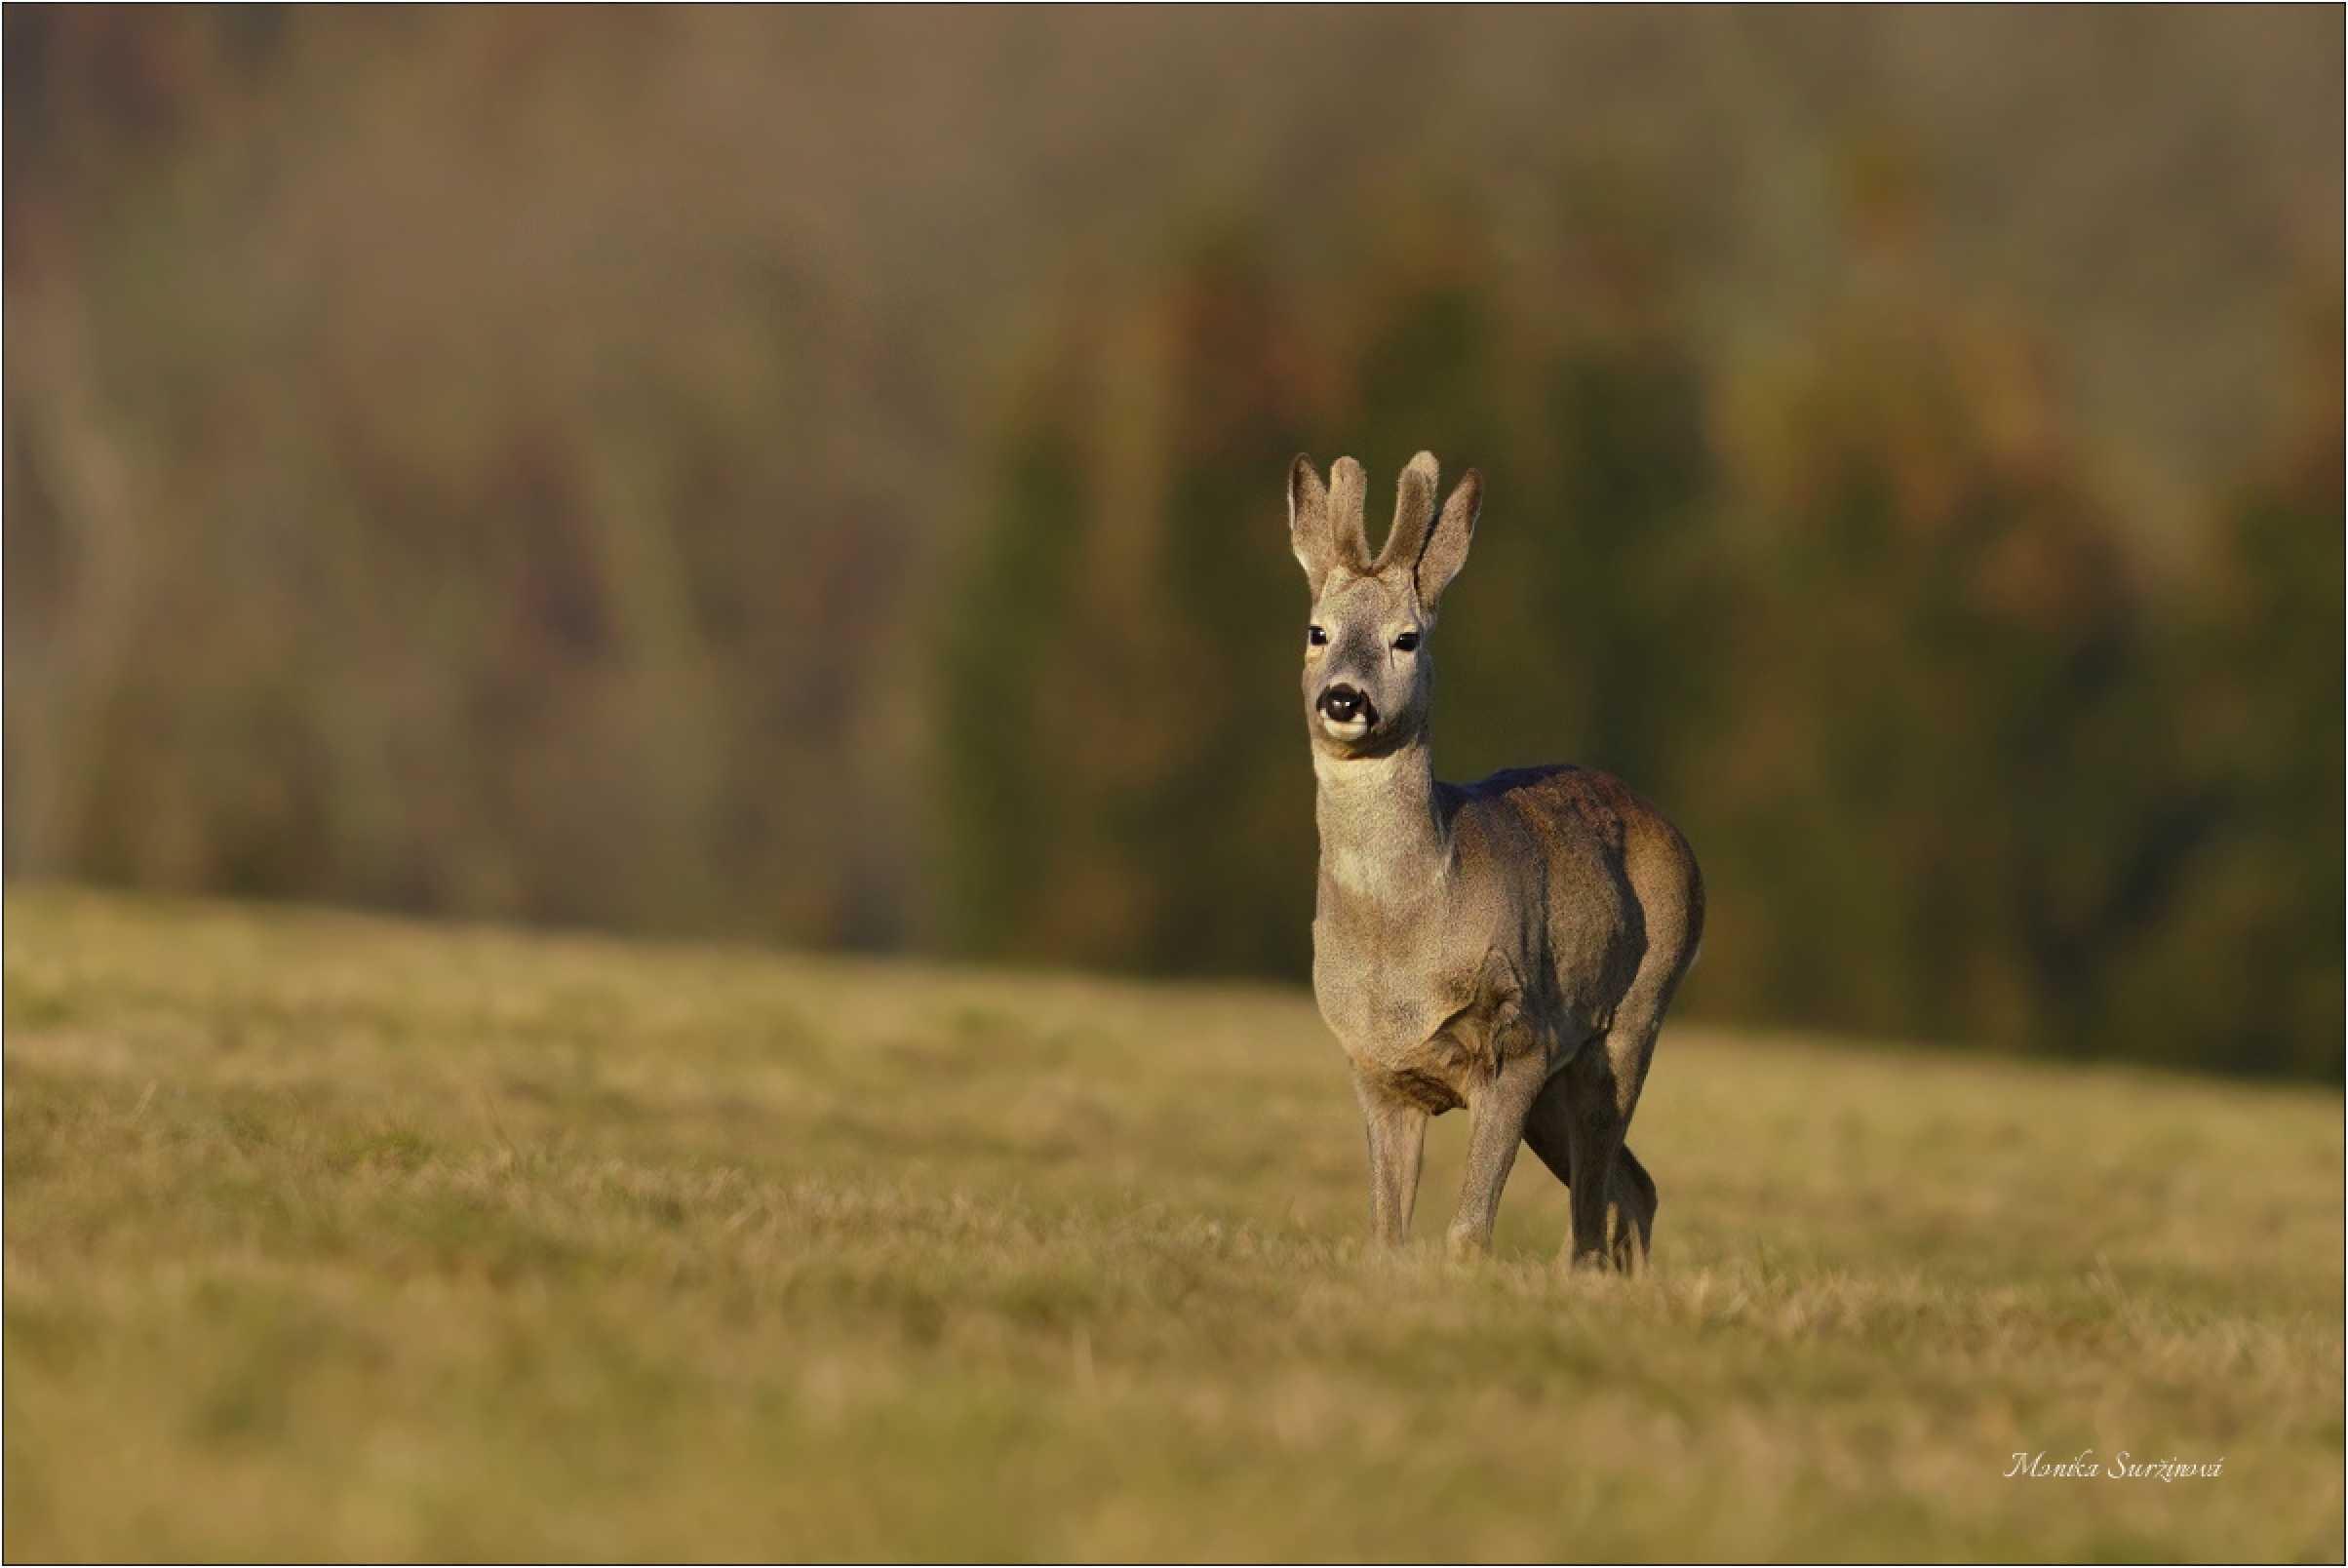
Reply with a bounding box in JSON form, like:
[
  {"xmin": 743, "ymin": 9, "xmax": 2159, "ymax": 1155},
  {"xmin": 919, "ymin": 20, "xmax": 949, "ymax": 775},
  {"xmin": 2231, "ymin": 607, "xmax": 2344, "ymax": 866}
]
[
  {"xmin": 1444, "ymin": 1054, "xmax": 1546, "ymax": 1258},
  {"xmin": 1355, "ymin": 1081, "xmax": 1428, "ymax": 1248}
]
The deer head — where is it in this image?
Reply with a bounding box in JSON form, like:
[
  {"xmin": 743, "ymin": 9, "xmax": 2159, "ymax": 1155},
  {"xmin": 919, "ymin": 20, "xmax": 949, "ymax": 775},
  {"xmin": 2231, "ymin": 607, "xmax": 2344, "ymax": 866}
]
[{"xmin": 1289, "ymin": 451, "xmax": 1482, "ymax": 758}]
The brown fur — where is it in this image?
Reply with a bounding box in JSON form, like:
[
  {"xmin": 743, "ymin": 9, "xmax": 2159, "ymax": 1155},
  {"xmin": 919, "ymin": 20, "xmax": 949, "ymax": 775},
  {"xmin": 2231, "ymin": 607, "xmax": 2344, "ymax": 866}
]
[{"xmin": 1290, "ymin": 452, "xmax": 1704, "ymax": 1269}]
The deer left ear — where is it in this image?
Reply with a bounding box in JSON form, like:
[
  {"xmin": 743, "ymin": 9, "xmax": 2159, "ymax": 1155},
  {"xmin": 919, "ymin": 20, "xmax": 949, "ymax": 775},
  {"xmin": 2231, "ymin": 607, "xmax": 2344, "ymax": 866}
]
[
  {"xmin": 1288, "ymin": 453, "xmax": 1335, "ymax": 592},
  {"xmin": 1417, "ymin": 469, "xmax": 1481, "ymax": 610}
]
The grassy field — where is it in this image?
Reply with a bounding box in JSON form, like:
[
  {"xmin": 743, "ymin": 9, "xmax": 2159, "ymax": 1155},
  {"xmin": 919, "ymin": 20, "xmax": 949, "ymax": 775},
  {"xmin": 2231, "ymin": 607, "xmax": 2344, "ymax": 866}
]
[{"xmin": 4, "ymin": 887, "xmax": 2339, "ymax": 1562}]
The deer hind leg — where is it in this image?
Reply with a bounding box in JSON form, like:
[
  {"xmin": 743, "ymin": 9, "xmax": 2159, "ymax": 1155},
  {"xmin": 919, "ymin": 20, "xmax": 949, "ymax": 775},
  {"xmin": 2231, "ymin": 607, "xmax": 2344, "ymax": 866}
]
[
  {"xmin": 1609, "ymin": 1141, "xmax": 1659, "ymax": 1273},
  {"xmin": 1523, "ymin": 1023, "xmax": 1662, "ymax": 1272}
]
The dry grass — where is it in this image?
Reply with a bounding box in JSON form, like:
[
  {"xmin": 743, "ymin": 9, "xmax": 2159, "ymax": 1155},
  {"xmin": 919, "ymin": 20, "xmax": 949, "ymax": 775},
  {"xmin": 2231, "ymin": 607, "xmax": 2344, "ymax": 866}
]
[{"xmin": 4, "ymin": 887, "xmax": 2339, "ymax": 1561}]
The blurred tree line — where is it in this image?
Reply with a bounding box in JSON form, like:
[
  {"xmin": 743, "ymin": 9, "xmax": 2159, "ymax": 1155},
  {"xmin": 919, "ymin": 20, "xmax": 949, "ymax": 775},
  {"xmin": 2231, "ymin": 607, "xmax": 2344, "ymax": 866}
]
[{"xmin": 7, "ymin": 9, "xmax": 2340, "ymax": 1076}]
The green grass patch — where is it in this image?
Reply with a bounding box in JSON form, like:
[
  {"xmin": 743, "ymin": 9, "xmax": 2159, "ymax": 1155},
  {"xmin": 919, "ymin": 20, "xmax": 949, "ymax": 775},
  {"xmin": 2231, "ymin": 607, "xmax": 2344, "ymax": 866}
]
[{"xmin": 4, "ymin": 886, "xmax": 2339, "ymax": 1560}]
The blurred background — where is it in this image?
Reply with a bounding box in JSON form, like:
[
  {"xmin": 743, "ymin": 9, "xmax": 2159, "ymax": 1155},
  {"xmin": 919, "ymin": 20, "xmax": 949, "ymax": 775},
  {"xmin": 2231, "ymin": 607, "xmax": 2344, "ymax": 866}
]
[{"xmin": 5, "ymin": 7, "xmax": 2339, "ymax": 1078}]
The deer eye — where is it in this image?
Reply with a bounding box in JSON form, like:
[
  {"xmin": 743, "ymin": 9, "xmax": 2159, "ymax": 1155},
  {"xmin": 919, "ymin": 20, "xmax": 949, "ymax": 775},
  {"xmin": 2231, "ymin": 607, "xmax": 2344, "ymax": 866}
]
[
  {"xmin": 1392, "ymin": 630, "xmax": 1421, "ymax": 652},
  {"xmin": 1307, "ymin": 625, "xmax": 1328, "ymax": 647}
]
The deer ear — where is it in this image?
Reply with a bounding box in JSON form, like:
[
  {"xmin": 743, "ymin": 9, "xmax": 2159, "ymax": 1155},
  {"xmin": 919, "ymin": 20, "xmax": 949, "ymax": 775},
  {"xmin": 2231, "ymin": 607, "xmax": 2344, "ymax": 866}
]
[
  {"xmin": 1417, "ymin": 469, "xmax": 1481, "ymax": 610},
  {"xmin": 1287, "ymin": 453, "xmax": 1334, "ymax": 592}
]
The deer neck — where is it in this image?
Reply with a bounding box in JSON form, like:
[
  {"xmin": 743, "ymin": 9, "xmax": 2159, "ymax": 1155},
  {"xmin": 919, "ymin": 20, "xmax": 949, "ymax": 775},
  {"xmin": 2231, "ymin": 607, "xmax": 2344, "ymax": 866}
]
[{"xmin": 1312, "ymin": 736, "xmax": 1450, "ymax": 908}]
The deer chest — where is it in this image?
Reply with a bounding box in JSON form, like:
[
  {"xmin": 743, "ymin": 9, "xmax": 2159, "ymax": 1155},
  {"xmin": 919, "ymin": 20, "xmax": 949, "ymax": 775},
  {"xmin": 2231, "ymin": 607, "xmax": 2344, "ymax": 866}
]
[{"xmin": 1311, "ymin": 933, "xmax": 1536, "ymax": 1113}]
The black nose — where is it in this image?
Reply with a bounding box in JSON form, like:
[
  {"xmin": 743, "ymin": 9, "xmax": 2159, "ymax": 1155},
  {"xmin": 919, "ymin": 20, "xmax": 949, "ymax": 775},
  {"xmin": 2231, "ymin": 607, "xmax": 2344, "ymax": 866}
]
[{"xmin": 1317, "ymin": 684, "xmax": 1368, "ymax": 723}]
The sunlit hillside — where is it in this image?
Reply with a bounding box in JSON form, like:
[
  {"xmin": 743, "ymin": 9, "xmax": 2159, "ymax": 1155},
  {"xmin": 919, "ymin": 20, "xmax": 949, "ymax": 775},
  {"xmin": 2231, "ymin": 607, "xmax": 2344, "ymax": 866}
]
[{"xmin": 6, "ymin": 889, "xmax": 2338, "ymax": 1560}]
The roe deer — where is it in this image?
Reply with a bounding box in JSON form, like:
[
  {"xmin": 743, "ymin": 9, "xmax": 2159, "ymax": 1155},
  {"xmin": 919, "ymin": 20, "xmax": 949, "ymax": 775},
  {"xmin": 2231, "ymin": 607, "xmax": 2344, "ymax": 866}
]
[{"xmin": 1289, "ymin": 451, "xmax": 1704, "ymax": 1270}]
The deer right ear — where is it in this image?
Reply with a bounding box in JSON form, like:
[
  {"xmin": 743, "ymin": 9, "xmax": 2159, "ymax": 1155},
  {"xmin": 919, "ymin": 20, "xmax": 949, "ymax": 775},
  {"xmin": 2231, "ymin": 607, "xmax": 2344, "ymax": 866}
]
[
  {"xmin": 1288, "ymin": 453, "xmax": 1335, "ymax": 593},
  {"xmin": 1417, "ymin": 469, "xmax": 1481, "ymax": 610}
]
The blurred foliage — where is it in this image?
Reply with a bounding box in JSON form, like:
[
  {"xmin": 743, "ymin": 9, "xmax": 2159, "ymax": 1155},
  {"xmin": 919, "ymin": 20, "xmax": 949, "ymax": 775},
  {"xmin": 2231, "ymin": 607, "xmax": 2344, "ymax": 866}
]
[
  {"xmin": 943, "ymin": 194, "xmax": 2345, "ymax": 1077},
  {"xmin": 6, "ymin": 9, "xmax": 2340, "ymax": 1075}
]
